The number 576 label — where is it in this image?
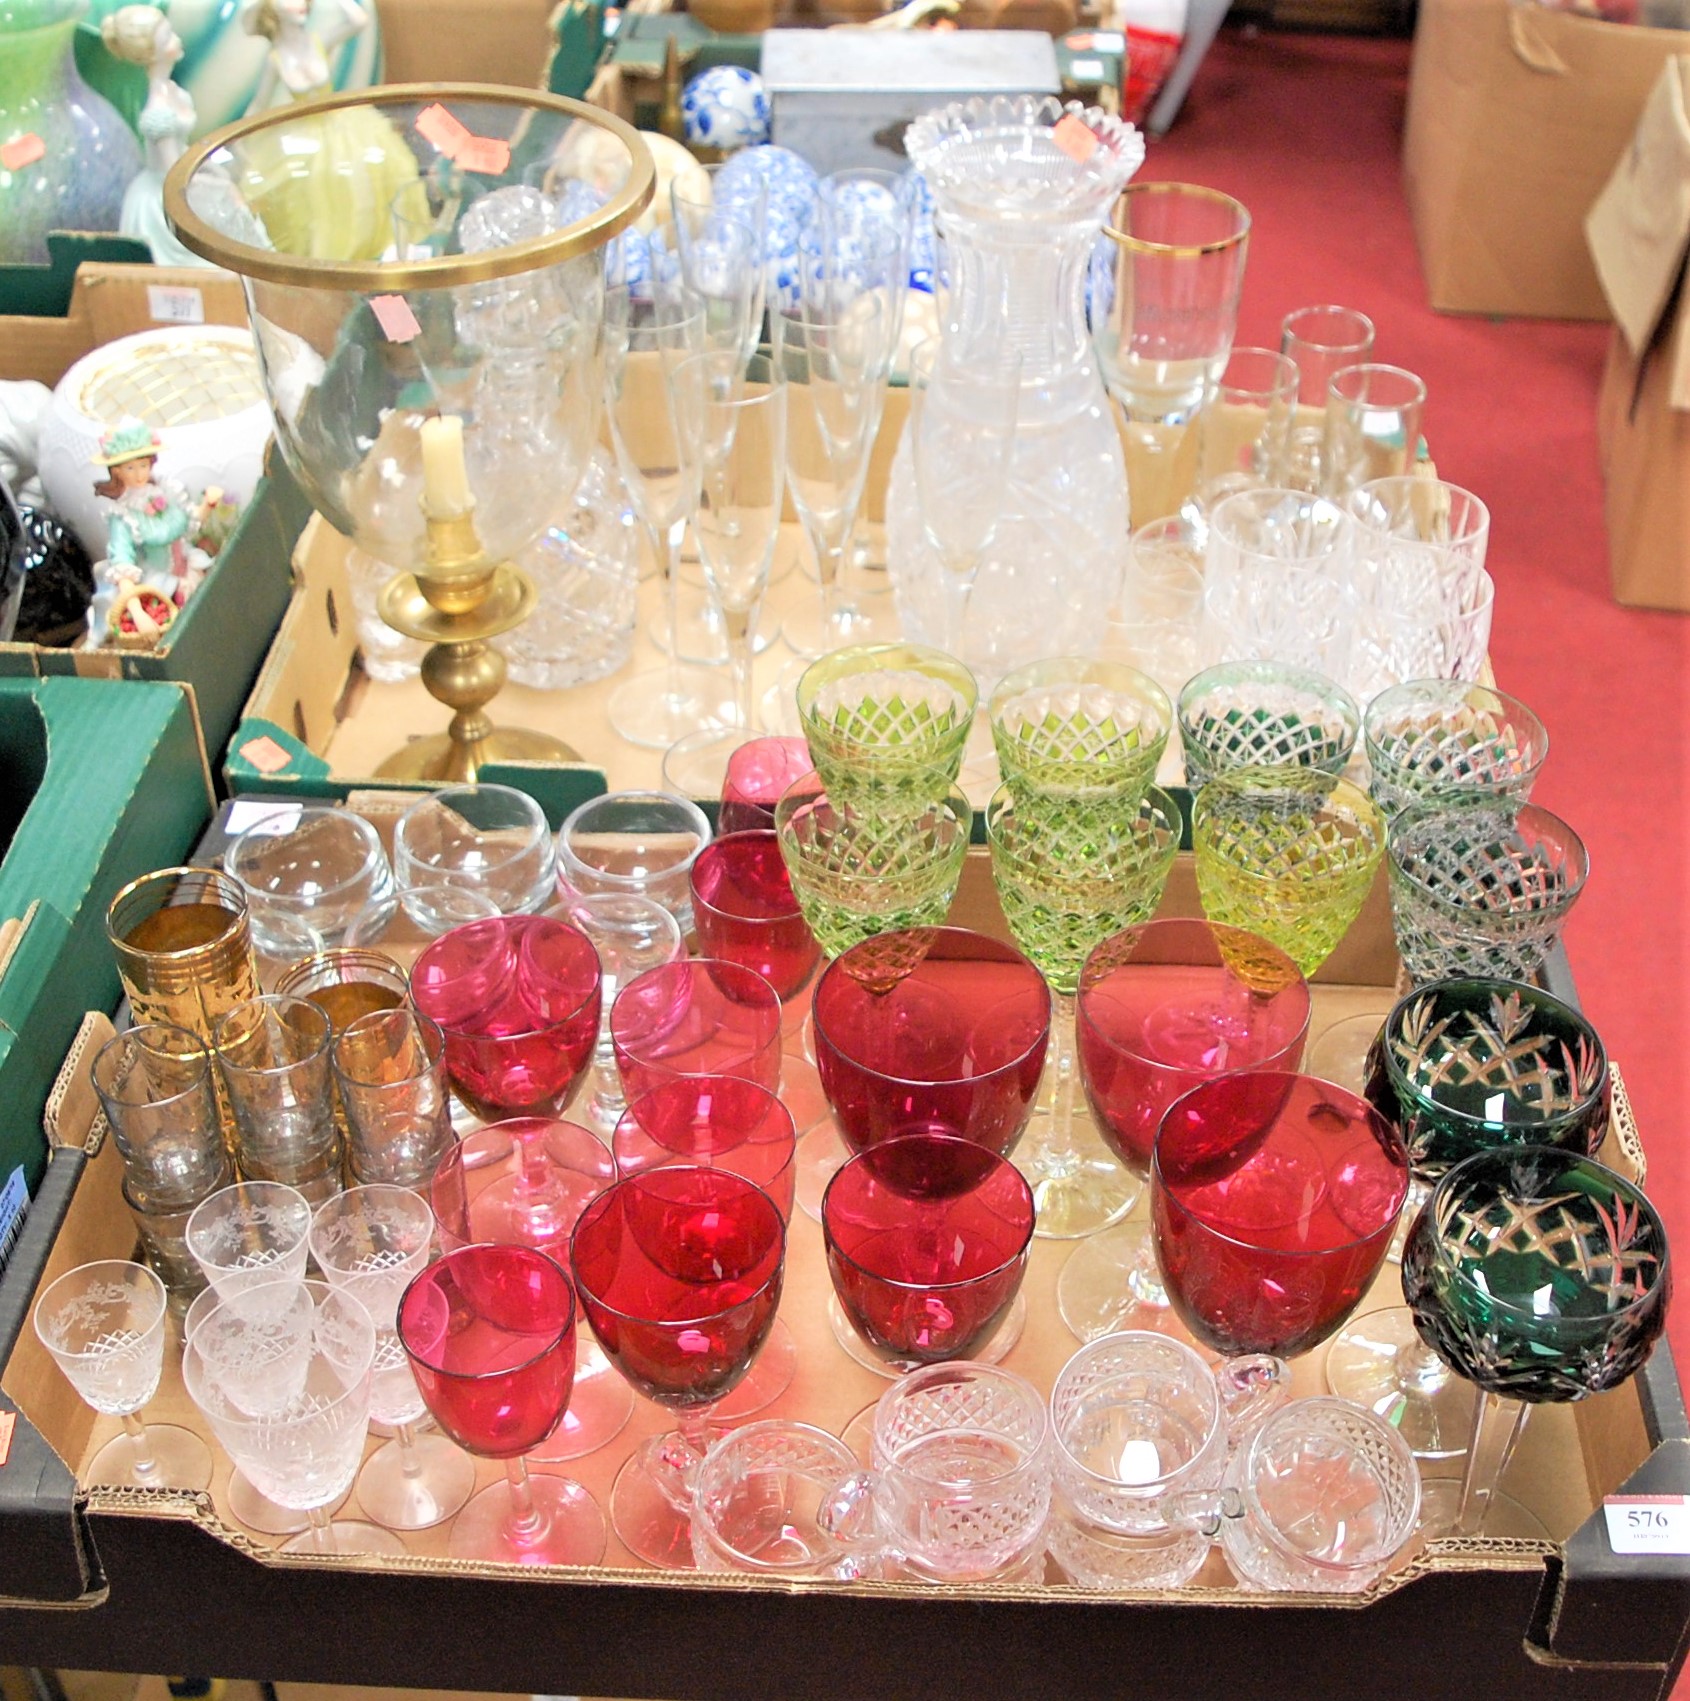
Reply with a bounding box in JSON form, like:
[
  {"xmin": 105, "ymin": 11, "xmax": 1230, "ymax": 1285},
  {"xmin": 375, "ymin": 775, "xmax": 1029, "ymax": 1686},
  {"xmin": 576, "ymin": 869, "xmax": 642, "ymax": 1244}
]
[{"xmin": 1604, "ymin": 1495, "xmax": 1690, "ymax": 1554}]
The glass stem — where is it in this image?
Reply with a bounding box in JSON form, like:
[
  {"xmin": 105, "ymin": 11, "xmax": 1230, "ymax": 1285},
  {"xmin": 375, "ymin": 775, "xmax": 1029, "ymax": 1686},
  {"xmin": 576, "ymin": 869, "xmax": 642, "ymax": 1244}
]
[
  {"xmin": 1455, "ymin": 1387, "xmax": 1530, "ymax": 1536},
  {"xmin": 817, "ymin": 535, "xmax": 845, "ymax": 632},
  {"xmin": 306, "ymin": 1505, "xmax": 336, "ymax": 1551},
  {"xmin": 678, "ymin": 1405, "xmax": 715, "ymax": 1462},
  {"xmin": 660, "ymin": 519, "xmax": 686, "ymax": 696},
  {"xmin": 122, "ymin": 1412, "xmax": 159, "ymax": 1480},
  {"xmin": 1044, "ymin": 991, "xmax": 1081, "ymax": 1164},
  {"xmin": 396, "ymin": 1422, "xmax": 423, "ymax": 1479},
  {"xmin": 504, "ymin": 1455, "xmax": 547, "ymax": 1542},
  {"xmin": 723, "ymin": 604, "xmax": 755, "ymax": 732}
]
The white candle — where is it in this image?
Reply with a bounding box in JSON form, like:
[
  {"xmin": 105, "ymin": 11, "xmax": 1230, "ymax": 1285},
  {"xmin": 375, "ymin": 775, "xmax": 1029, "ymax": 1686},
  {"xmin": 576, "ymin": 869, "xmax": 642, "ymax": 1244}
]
[{"xmin": 420, "ymin": 414, "xmax": 472, "ymax": 517}]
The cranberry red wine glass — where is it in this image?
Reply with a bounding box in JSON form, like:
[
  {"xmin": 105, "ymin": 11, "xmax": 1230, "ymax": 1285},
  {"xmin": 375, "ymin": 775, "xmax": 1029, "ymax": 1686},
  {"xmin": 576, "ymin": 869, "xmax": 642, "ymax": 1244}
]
[
  {"xmin": 429, "ymin": 1118, "xmax": 631, "ymax": 1460},
  {"xmin": 398, "ymin": 1243, "xmax": 607, "ymax": 1565},
  {"xmin": 1061, "ymin": 919, "xmax": 1311, "ymax": 1344},
  {"xmin": 610, "ymin": 958, "xmax": 782, "ymax": 1106},
  {"xmin": 812, "ymin": 926, "xmax": 1051, "ymax": 1160},
  {"xmin": 571, "ymin": 1167, "xmax": 786, "ymax": 1568},
  {"xmin": 690, "ymin": 830, "xmax": 823, "ymax": 1003},
  {"xmin": 1152, "ymin": 1072, "xmax": 1408, "ymax": 1359},
  {"xmin": 410, "ymin": 915, "xmax": 602, "ymax": 1121},
  {"xmin": 614, "ymin": 1075, "xmax": 799, "ymax": 1418},
  {"xmin": 720, "ymin": 736, "xmax": 815, "ymax": 834},
  {"xmin": 822, "ymin": 1131, "xmax": 1036, "ymax": 1376}
]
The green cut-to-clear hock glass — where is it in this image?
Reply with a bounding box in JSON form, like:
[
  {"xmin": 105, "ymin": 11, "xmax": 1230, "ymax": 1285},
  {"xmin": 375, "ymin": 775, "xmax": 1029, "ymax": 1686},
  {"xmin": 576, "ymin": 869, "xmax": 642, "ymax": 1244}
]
[
  {"xmin": 987, "ymin": 657, "xmax": 1171, "ymax": 802},
  {"xmin": 1363, "ymin": 680, "xmax": 1549, "ymax": 818},
  {"xmin": 1398, "ymin": 1145, "xmax": 1670, "ymax": 1535},
  {"xmin": 796, "ymin": 642, "xmax": 977, "ymax": 808},
  {"xmin": 1177, "ymin": 660, "xmax": 1360, "ymax": 790},
  {"xmin": 1325, "ymin": 977, "xmax": 1612, "ymax": 1466},
  {"xmin": 985, "ymin": 782, "xmax": 1181, "ymax": 1241},
  {"xmin": 774, "ymin": 773, "xmax": 971, "ymax": 962},
  {"xmin": 1191, "ymin": 767, "xmax": 1384, "ymax": 978}
]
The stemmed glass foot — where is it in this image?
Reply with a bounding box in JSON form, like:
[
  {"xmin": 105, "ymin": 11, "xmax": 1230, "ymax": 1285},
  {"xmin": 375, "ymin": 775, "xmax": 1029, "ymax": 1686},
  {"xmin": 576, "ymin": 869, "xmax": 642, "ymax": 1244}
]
[
  {"xmin": 826, "ymin": 1292, "xmax": 1028, "ymax": 1380},
  {"xmin": 226, "ymin": 1469, "xmax": 318, "ymax": 1535},
  {"xmin": 795, "ymin": 1123, "xmax": 850, "ymax": 1222},
  {"xmin": 1056, "ymin": 1217, "xmax": 1179, "ymax": 1344},
  {"xmin": 608, "ymin": 666, "xmax": 736, "ymax": 751},
  {"xmin": 356, "ymin": 1429, "xmax": 478, "ymax": 1531},
  {"xmin": 779, "ymin": 590, "xmax": 895, "ymax": 660},
  {"xmin": 610, "ymin": 1433, "xmax": 726, "ymax": 1568},
  {"xmin": 89, "ymin": 1421, "xmax": 213, "ymax": 1491},
  {"xmin": 1415, "ymin": 1477, "xmax": 1550, "ymax": 1541},
  {"xmin": 1323, "ymin": 1305, "xmax": 1473, "ymax": 1461},
  {"xmin": 1013, "ymin": 1111, "xmax": 1143, "ymax": 1240},
  {"xmin": 530, "ymin": 1344, "xmax": 635, "ymax": 1462},
  {"xmin": 448, "ymin": 1466, "xmax": 606, "ymax": 1565},
  {"xmin": 281, "ymin": 1508, "xmax": 409, "ymax": 1555},
  {"xmin": 708, "ymin": 1317, "xmax": 799, "ymax": 1419}
]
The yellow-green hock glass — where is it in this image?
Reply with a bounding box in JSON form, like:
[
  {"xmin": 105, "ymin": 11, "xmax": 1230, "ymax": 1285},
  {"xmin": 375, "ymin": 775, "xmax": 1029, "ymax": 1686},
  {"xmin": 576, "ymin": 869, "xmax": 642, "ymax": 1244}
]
[
  {"xmin": 1192, "ymin": 767, "xmax": 1384, "ymax": 977},
  {"xmin": 988, "ymin": 657, "xmax": 1171, "ymax": 803},
  {"xmin": 796, "ymin": 643, "xmax": 976, "ymax": 806}
]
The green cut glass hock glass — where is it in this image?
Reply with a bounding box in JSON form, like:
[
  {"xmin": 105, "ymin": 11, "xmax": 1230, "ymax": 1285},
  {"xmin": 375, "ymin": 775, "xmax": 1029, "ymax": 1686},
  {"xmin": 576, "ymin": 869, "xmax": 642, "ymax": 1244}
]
[
  {"xmin": 1365, "ymin": 977, "xmax": 1609, "ymax": 1178},
  {"xmin": 796, "ymin": 643, "xmax": 977, "ymax": 807},
  {"xmin": 984, "ymin": 782, "xmax": 1181, "ymax": 1240},
  {"xmin": 1177, "ymin": 660, "xmax": 1360, "ymax": 791},
  {"xmin": 774, "ymin": 773, "xmax": 971, "ymax": 961},
  {"xmin": 1401, "ymin": 1145, "xmax": 1670, "ymax": 1534},
  {"xmin": 987, "ymin": 657, "xmax": 1171, "ymax": 802},
  {"xmin": 1363, "ymin": 680, "xmax": 1548, "ymax": 818},
  {"xmin": 1191, "ymin": 767, "xmax": 1384, "ymax": 978}
]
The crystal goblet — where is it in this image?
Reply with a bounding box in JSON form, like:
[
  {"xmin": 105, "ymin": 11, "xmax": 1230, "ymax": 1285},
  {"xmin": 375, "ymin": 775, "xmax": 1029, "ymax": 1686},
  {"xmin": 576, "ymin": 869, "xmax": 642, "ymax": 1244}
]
[
  {"xmin": 1153, "ymin": 1072, "xmax": 1408, "ymax": 1359},
  {"xmin": 1327, "ymin": 978, "xmax": 1610, "ymax": 1459},
  {"xmin": 1060, "ymin": 918, "xmax": 1311, "ymax": 1344},
  {"xmin": 1402, "ymin": 1147, "xmax": 1670, "ymax": 1535},
  {"xmin": 1177, "ymin": 660, "xmax": 1360, "ymax": 790},
  {"xmin": 571, "ymin": 1167, "xmax": 787, "ymax": 1567},
  {"xmin": 429, "ymin": 1117, "xmax": 631, "ymax": 1460},
  {"xmin": 1363, "ymin": 680, "xmax": 1548, "ymax": 818},
  {"xmin": 309, "ymin": 1185, "xmax": 476, "ymax": 1530},
  {"xmin": 185, "ymin": 1180, "xmax": 312, "ymax": 1312},
  {"xmin": 411, "ymin": 914, "xmax": 602, "ymax": 1121},
  {"xmin": 33, "ymin": 1260, "xmax": 212, "ymax": 1490},
  {"xmin": 400, "ymin": 1244, "xmax": 607, "ymax": 1563},
  {"xmin": 1192, "ymin": 767, "xmax": 1385, "ymax": 977},
  {"xmin": 1387, "ymin": 799, "xmax": 1589, "ymax": 986},
  {"xmin": 610, "ymin": 957, "xmax": 783, "ymax": 1108},
  {"xmin": 985, "ymin": 783, "xmax": 1182, "ymax": 1238},
  {"xmin": 719, "ymin": 736, "xmax": 816, "ymax": 834}
]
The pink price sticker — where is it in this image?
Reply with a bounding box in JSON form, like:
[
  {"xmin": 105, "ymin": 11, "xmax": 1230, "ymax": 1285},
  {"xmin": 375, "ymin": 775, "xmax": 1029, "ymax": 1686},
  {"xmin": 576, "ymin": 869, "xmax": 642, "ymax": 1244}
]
[
  {"xmin": 0, "ymin": 1410, "xmax": 15, "ymax": 1468},
  {"xmin": 1051, "ymin": 113, "xmax": 1099, "ymax": 164},
  {"xmin": 370, "ymin": 294, "xmax": 423, "ymax": 344},
  {"xmin": 238, "ymin": 735, "xmax": 294, "ymax": 776},
  {"xmin": 415, "ymin": 103, "xmax": 471, "ymax": 158},
  {"xmin": 1, "ymin": 133, "xmax": 45, "ymax": 172},
  {"xmin": 456, "ymin": 134, "xmax": 512, "ymax": 176}
]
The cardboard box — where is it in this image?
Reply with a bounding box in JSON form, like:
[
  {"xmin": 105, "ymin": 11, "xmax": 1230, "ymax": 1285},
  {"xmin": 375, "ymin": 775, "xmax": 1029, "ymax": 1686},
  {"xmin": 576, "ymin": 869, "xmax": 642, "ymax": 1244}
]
[
  {"xmin": 1586, "ymin": 55, "xmax": 1690, "ymax": 610},
  {"xmin": 1403, "ymin": 0, "xmax": 1690, "ymax": 320},
  {"xmin": 373, "ymin": 0, "xmax": 558, "ymax": 87},
  {"xmin": 0, "ymin": 677, "xmax": 213, "ymax": 1196},
  {"xmin": 0, "ymin": 791, "xmax": 1685, "ymax": 1694}
]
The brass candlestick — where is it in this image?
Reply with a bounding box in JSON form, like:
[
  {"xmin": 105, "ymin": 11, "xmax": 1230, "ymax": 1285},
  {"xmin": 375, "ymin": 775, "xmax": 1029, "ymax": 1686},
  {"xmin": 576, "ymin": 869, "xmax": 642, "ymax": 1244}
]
[{"xmin": 375, "ymin": 501, "xmax": 579, "ymax": 783}]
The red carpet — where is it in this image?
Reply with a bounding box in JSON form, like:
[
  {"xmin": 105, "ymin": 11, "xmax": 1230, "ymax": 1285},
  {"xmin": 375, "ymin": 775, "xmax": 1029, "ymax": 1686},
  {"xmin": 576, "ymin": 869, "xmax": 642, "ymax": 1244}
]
[{"xmin": 1154, "ymin": 19, "xmax": 1690, "ymax": 1640}]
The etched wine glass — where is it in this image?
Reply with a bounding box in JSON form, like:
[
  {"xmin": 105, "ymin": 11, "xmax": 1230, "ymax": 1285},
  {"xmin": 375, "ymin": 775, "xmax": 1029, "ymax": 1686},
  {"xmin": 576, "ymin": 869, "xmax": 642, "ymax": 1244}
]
[{"xmin": 33, "ymin": 1260, "xmax": 212, "ymax": 1489}]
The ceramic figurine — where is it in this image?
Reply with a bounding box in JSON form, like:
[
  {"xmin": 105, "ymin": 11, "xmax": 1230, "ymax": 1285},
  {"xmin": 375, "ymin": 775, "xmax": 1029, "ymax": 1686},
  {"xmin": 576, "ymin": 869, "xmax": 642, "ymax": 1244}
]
[
  {"xmin": 101, "ymin": 5, "xmax": 210, "ymax": 268},
  {"xmin": 234, "ymin": 0, "xmax": 418, "ymax": 261},
  {"xmin": 90, "ymin": 416, "xmax": 210, "ymax": 644},
  {"xmin": 681, "ymin": 66, "xmax": 771, "ymax": 154}
]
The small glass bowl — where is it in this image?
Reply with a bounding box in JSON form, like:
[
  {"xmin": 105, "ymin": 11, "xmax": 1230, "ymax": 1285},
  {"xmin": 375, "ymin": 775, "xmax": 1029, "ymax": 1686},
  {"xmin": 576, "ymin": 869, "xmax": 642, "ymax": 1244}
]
[
  {"xmin": 556, "ymin": 790, "xmax": 712, "ymax": 934},
  {"xmin": 224, "ymin": 808, "xmax": 395, "ymax": 959},
  {"xmin": 394, "ymin": 784, "xmax": 557, "ymax": 935}
]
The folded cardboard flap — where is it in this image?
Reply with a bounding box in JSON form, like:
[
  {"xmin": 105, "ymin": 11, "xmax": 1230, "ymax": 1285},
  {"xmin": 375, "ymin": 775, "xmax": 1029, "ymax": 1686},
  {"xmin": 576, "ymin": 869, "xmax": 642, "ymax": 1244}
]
[{"xmin": 1585, "ymin": 53, "xmax": 1690, "ymax": 404}]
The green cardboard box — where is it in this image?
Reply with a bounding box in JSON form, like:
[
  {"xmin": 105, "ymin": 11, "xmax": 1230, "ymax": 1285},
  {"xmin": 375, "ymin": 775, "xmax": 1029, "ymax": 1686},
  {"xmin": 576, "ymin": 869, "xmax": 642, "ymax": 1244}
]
[{"xmin": 0, "ymin": 676, "xmax": 213, "ymax": 1196}]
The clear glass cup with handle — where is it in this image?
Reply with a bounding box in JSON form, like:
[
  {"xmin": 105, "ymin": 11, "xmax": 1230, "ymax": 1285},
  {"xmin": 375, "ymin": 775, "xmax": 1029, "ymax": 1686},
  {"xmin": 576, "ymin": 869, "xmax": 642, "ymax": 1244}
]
[
  {"xmin": 33, "ymin": 1259, "xmax": 212, "ymax": 1489},
  {"xmin": 310, "ymin": 1185, "xmax": 476, "ymax": 1532}
]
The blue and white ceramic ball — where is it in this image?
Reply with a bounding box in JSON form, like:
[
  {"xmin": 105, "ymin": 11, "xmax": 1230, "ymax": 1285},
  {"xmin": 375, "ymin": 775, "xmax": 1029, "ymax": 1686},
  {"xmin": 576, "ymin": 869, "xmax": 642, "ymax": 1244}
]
[
  {"xmin": 764, "ymin": 205, "xmax": 807, "ymax": 312},
  {"xmin": 716, "ymin": 144, "xmax": 819, "ymax": 228},
  {"xmin": 681, "ymin": 65, "xmax": 770, "ymax": 153},
  {"xmin": 547, "ymin": 176, "xmax": 651, "ymax": 291},
  {"xmin": 902, "ymin": 168, "xmax": 941, "ymax": 293}
]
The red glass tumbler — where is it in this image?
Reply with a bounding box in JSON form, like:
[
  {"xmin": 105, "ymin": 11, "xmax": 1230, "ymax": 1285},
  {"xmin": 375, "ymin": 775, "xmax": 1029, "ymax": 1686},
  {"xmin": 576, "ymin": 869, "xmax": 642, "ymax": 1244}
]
[
  {"xmin": 571, "ymin": 1167, "xmax": 786, "ymax": 1567},
  {"xmin": 720, "ymin": 737, "xmax": 815, "ymax": 834},
  {"xmin": 822, "ymin": 1131, "xmax": 1036, "ymax": 1377},
  {"xmin": 398, "ymin": 1243, "xmax": 606, "ymax": 1564},
  {"xmin": 812, "ymin": 927, "xmax": 1050, "ymax": 1159},
  {"xmin": 1151, "ymin": 1072, "xmax": 1408, "ymax": 1359},
  {"xmin": 690, "ymin": 830, "xmax": 822, "ymax": 1002},
  {"xmin": 411, "ymin": 916, "xmax": 601, "ymax": 1121},
  {"xmin": 430, "ymin": 1119, "xmax": 632, "ymax": 1460}
]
